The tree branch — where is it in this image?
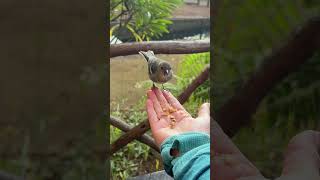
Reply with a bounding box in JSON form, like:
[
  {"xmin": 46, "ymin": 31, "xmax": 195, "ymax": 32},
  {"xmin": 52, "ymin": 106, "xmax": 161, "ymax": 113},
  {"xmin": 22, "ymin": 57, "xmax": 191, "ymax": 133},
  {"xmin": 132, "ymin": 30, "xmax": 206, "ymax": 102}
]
[
  {"xmin": 111, "ymin": 66, "xmax": 210, "ymax": 154},
  {"xmin": 110, "ymin": 116, "xmax": 159, "ymax": 152},
  {"xmin": 110, "ymin": 40, "xmax": 210, "ymax": 58},
  {"xmin": 111, "ymin": 0, "xmax": 123, "ymax": 11},
  {"xmin": 111, "ymin": 10, "xmax": 128, "ymax": 22},
  {"xmin": 216, "ymin": 16, "xmax": 320, "ymax": 137}
]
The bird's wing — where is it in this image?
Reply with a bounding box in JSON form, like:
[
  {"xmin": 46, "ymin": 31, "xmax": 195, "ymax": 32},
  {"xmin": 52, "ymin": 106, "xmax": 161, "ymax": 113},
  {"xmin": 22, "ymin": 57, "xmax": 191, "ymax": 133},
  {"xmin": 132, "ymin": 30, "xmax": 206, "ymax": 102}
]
[
  {"xmin": 139, "ymin": 51, "xmax": 155, "ymax": 62},
  {"xmin": 147, "ymin": 50, "xmax": 155, "ymax": 55},
  {"xmin": 149, "ymin": 62, "xmax": 157, "ymax": 75},
  {"xmin": 139, "ymin": 51, "xmax": 149, "ymax": 62}
]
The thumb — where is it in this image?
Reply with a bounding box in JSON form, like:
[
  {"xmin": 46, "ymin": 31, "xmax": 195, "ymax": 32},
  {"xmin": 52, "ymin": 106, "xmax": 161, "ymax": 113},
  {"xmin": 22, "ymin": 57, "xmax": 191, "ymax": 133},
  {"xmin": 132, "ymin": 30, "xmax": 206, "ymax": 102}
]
[
  {"xmin": 281, "ymin": 130, "xmax": 320, "ymax": 178},
  {"xmin": 198, "ymin": 103, "xmax": 210, "ymax": 119}
]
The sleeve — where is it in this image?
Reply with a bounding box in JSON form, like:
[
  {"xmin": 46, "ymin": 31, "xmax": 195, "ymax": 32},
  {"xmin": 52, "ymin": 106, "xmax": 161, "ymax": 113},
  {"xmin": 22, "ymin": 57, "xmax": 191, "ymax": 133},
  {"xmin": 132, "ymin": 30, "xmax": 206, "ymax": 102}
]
[{"xmin": 160, "ymin": 132, "xmax": 210, "ymax": 180}]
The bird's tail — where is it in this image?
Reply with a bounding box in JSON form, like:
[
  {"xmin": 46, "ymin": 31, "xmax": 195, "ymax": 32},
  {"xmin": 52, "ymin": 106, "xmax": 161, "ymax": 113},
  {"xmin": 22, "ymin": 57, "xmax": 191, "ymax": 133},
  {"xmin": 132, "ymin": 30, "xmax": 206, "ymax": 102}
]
[{"xmin": 138, "ymin": 50, "xmax": 155, "ymax": 62}]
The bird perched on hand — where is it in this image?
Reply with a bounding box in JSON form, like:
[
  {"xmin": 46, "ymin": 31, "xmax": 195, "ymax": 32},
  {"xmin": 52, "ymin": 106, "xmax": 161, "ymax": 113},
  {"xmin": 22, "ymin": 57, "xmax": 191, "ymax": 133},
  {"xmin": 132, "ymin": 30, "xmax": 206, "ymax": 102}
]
[{"xmin": 139, "ymin": 50, "xmax": 173, "ymax": 89}]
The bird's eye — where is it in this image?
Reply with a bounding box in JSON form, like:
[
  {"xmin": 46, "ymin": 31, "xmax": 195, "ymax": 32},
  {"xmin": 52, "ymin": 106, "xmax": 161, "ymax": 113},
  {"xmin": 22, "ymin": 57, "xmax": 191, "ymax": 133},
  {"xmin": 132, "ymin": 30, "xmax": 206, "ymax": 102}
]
[{"xmin": 160, "ymin": 66, "xmax": 163, "ymax": 70}]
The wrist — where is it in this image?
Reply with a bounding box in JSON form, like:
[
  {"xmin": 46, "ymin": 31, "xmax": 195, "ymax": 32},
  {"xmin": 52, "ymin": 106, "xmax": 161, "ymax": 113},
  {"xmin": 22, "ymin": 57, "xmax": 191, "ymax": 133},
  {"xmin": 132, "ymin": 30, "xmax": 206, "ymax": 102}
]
[{"xmin": 160, "ymin": 132, "xmax": 210, "ymax": 176}]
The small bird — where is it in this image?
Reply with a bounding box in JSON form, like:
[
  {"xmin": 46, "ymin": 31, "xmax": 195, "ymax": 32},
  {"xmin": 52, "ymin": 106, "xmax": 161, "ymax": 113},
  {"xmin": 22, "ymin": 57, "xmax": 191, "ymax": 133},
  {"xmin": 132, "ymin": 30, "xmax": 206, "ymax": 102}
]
[{"xmin": 139, "ymin": 50, "xmax": 173, "ymax": 89}]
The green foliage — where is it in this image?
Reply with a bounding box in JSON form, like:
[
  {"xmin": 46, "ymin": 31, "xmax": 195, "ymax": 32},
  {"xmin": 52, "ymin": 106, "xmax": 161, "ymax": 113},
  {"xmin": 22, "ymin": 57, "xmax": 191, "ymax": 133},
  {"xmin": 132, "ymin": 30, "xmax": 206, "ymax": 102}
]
[
  {"xmin": 110, "ymin": 98, "xmax": 155, "ymax": 180},
  {"xmin": 110, "ymin": 0, "xmax": 183, "ymax": 41},
  {"xmin": 213, "ymin": 0, "xmax": 320, "ymax": 178},
  {"xmin": 177, "ymin": 53, "xmax": 210, "ymax": 97},
  {"xmin": 173, "ymin": 53, "xmax": 210, "ymax": 115},
  {"xmin": 266, "ymin": 53, "xmax": 320, "ymax": 126}
]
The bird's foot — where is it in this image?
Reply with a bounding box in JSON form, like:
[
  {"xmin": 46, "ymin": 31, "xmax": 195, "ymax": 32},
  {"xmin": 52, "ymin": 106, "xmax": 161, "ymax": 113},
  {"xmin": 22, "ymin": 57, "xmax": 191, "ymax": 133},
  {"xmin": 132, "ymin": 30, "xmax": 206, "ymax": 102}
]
[{"xmin": 162, "ymin": 84, "xmax": 166, "ymax": 90}]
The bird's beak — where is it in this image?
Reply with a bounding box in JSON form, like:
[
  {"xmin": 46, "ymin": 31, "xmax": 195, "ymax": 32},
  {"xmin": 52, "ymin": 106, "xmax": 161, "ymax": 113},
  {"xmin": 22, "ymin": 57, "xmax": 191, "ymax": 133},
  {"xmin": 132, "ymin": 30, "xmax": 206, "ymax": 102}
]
[{"xmin": 165, "ymin": 69, "xmax": 169, "ymax": 75}]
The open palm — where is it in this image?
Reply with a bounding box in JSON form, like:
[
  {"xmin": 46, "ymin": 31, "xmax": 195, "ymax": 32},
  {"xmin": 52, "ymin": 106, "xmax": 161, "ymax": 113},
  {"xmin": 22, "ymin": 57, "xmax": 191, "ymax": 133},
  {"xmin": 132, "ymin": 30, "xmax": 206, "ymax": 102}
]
[{"xmin": 146, "ymin": 87, "xmax": 210, "ymax": 146}]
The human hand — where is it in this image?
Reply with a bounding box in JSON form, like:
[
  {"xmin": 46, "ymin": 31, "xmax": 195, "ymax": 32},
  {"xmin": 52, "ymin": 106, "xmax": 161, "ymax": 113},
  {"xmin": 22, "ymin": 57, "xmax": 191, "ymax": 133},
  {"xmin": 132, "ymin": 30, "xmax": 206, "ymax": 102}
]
[
  {"xmin": 213, "ymin": 117, "xmax": 320, "ymax": 180},
  {"xmin": 212, "ymin": 119, "xmax": 265, "ymax": 180},
  {"xmin": 146, "ymin": 87, "xmax": 210, "ymax": 147},
  {"xmin": 275, "ymin": 130, "xmax": 320, "ymax": 180}
]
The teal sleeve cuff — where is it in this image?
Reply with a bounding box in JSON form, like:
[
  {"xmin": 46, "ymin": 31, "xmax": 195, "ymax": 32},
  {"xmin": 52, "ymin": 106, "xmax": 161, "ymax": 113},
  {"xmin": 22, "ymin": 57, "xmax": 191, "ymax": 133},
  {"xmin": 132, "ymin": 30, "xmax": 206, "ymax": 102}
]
[{"xmin": 160, "ymin": 132, "xmax": 210, "ymax": 178}]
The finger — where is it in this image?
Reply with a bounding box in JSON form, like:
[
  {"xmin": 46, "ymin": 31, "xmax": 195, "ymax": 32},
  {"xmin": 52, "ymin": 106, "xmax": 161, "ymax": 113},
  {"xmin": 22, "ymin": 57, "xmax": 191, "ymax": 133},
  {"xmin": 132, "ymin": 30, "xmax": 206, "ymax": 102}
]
[
  {"xmin": 146, "ymin": 99, "xmax": 160, "ymax": 131},
  {"xmin": 147, "ymin": 90, "xmax": 163, "ymax": 118},
  {"xmin": 211, "ymin": 120, "xmax": 261, "ymax": 179},
  {"xmin": 146, "ymin": 99, "xmax": 158, "ymax": 122},
  {"xmin": 212, "ymin": 120, "xmax": 241, "ymax": 154},
  {"xmin": 211, "ymin": 119, "xmax": 258, "ymax": 167},
  {"xmin": 213, "ymin": 154, "xmax": 265, "ymax": 180},
  {"xmin": 153, "ymin": 87, "xmax": 170, "ymax": 111},
  {"xmin": 198, "ymin": 103, "xmax": 210, "ymax": 119},
  {"xmin": 281, "ymin": 130, "xmax": 320, "ymax": 177},
  {"xmin": 162, "ymin": 90, "xmax": 185, "ymax": 111}
]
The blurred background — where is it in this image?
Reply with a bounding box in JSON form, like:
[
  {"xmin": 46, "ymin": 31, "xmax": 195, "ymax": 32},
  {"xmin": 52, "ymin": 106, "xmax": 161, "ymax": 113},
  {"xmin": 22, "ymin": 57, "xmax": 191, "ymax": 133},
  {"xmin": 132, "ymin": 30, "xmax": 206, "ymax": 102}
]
[
  {"xmin": 0, "ymin": 0, "xmax": 106, "ymax": 179},
  {"xmin": 213, "ymin": 0, "xmax": 320, "ymax": 178},
  {"xmin": 110, "ymin": 0, "xmax": 210, "ymax": 179}
]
